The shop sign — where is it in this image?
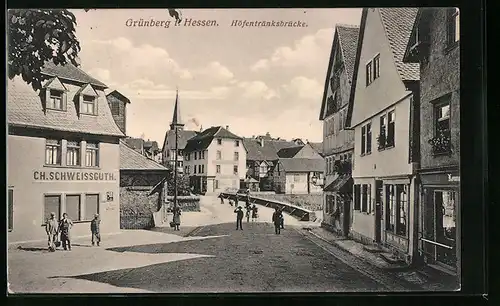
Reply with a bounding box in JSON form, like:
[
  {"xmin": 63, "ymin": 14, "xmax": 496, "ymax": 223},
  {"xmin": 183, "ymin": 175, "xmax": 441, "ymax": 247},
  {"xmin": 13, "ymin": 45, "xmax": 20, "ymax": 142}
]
[
  {"xmin": 447, "ymin": 174, "xmax": 460, "ymax": 182},
  {"xmin": 106, "ymin": 191, "xmax": 114, "ymax": 201},
  {"xmin": 33, "ymin": 170, "xmax": 117, "ymax": 182}
]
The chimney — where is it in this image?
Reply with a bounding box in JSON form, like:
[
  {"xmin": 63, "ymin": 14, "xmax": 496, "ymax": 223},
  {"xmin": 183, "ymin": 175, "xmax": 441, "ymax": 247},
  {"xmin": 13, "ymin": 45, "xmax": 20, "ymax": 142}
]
[
  {"xmin": 226, "ymin": 125, "xmax": 229, "ymax": 130},
  {"xmin": 266, "ymin": 132, "xmax": 270, "ymax": 137},
  {"xmin": 260, "ymin": 138, "xmax": 264, "ymax": 147}
]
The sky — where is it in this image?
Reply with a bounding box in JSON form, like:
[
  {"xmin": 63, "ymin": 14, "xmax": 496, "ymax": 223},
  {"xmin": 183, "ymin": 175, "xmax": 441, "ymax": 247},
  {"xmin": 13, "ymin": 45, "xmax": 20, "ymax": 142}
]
[{"xmin": 71, "ymin": 9, "xmax": 362, "ymax": 143}]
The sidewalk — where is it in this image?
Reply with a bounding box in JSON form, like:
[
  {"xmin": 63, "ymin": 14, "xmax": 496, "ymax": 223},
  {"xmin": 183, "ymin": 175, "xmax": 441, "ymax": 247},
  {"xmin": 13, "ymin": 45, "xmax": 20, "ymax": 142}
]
[
  {"xmin": 7, "ymin": 229, "xmax": 226, "ymax": 294},
  {"xmin": 307, "ymin": 227, "xmax": 460, "ymax": 291}
]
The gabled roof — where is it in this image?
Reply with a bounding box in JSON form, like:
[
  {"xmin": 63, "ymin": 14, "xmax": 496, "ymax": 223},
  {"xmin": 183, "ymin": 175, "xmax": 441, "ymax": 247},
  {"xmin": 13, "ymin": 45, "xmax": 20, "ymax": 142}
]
[
  {"xmin": 277, "ymin": 146, "xmax": 304, "ymax": 158},
  {"xmin": 243, "ymin": 138, "xmax": 298, "ymax": 161},
  {"xmin": 379, "ymin": 8, "xmax": 420, "ymax": 81},
  {"xmin": 41, "ymin": 61, "xmax": 108, "ymax": 88},
  {"xmin": 7, "ymin": 76, "xmax": 125, "ymax": 137},
  {"xmin": 346, "ymin": 8, "xmax": 419, "ymax": 128},
  {"xmin": 277, "ymin": 158, "xmax": 325, "ymax": 173},
  {"xmin": 75, "ymin": 83, "xmax": 98, "ymax": 97},
  {"xmin": 106, "ymin": 90, "xmax": 131, "ymax": 104},
  {"xmin": 43, "ymin": 77, "xmax": 67, "ymax": 91},
  {"xmin": 120, "ymin": 140, "xmax": 169, "ymax": 171},
  {"xmin": 308, "ymin": 142, "xmax": 324, "ymax": 156},
  {"xmin": 162, "ymin": 129, "xmax": 198, "ymax": 151},
  {"xmin": 184, "ymin": 126, "xmax": 242, "ymax": 153},
  {"xmin": 319, "ymin": 24, "xmax": 360, "ymax": 121}
]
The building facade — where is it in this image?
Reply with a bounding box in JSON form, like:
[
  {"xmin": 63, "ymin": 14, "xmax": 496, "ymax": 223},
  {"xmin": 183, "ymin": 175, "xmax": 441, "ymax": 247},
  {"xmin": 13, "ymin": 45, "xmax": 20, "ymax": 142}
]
[
  {"xmin": 319, "ymin": 24, "xmax": 359, "ymax": 237},
  {"xmin": 272, "ymin": 158, "xmax": 325, "ymax": 194},
  {"xmin": 7, "ymin": 62, "xmax": 125, "ymax": 243},
  {"xmin": 346, "ymin": 8, "xmax": 421, "ymax": 263},
  {"xmin": 403, "ymin": 8, "xmax": 460, "ymax": 275},
  {"xmin": 161, "ymin": 91, "xmax": 198, "ymax": 173},
  {"xmin": 183, "ymin": 126, "xmax": 246, "ymax": 194}
]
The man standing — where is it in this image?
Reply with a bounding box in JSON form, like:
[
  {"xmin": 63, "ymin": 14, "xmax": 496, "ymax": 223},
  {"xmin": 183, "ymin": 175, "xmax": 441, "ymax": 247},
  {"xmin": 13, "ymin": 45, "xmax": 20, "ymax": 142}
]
[
  {"xmin": 45, "ymin": 212, "xmax": 59, "ymax": 252},
  {"xmin": 234, "ymin": 206, "xmax": 244, "ymax": 230},
  {"xmin": 90, "ymin": 214, "xmax": 101, "ymax": 246},
  {"xmin": 59, "ymin": 213, "xmax": 73, "ymax": 251},
  {"xmin": 272, "ymin": 207, "xmax": 282, "ymax": 235}
]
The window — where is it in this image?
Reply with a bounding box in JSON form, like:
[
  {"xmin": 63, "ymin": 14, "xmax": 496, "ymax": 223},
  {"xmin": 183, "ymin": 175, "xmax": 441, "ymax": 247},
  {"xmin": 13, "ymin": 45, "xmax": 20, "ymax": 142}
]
[
  {"xmin": 361, "ymin": 185, "xmax": 368, "ymax": 212},
  {"xmin": 85, "ymin": 142, "xmax": 99, "ymax": 167},
  {"xmin": 216, "ymin": 165, "xmax": 221, "ymax": 174},
  {"xmin": 217, "ymin": 138, "xmax": 222, "ymax": 145},
  {"xmin": 194, "ymin": 152, "xmax": 198, "ymax": 160},
  {"xmin": 233, "ymin": 165, "xmax": 238, "ymax": 175},
  {"xmin": 361, "ymin": 123, "xmax": 372, "ymax": 155},
  {"xmin": 387, "ymin": 111, "xmax": 395, "ymax": 147},
  {"xmin": 47, "ymin": 90, "xmax": 64, "ymax": 110},
  {"xmin": 85, "ymin": 194, "xmax": 99, "ymax": 221},
  {"xmin": 216, "ymin": 150, "xmax": 222, "ymax": 160},
  {"xmin": 202, "ymin": 165, "xmax": 205, "ymax": 173},
  {"xmin": 202, "ymin": 150, "xmax": 205, "ymax": 159},
  {"xmin": 66, "ymin": 195, "xmax": 82, "ymax": 221},
  {"xmin": 179, "ymin": 150, "xmax": 184, "ymax": 157},
  {"xmin": 235, "ymin": 140, "xmax": 240, "ymax": 147},
  {"xmin": 447, "ymin": 8, "xmax": 460, "ymax": 46},
  {"xmin": 397, "ymin": 185, "xmax": 408, "ymax": 236},
  {"xmin": 340, "ymin": 110, "xmax": 344, "ymax": 130},
  {"xmin": 177, "ymin": 161, "xmax": 182, "ymax": 167},
  {"xmin": 234, "ymin": 152, "xmax": 239, "ymax": 161},
  {"xmin": 373, "ymin": 54, "xmax": 380, "ymax": 79},
  {"xmin": 45, "ymin": 139, "xmax": 61, "ymax": 165},
  {"xmin": 366, "ymin": 61, "xmax": 373, "ymax": 86},
  {"xmin": 435, "ymin": 102, "xmax": 451, "ymax": 134},
  {"xmin": 194, "ymin": 165, "xmax": 197, "ymax": 174},
  {"xmin": 8, "ymin": 189, "xmax": 13, "ymax": 231},
  {"xmin": 44, "ymin": 195, "xmax": 61, "ymax": 222},
  {"xmin": 66, "ymin": 141, "xmax": 80, "ymax": 166},
  {"xmin": 353, "ymin": 185, "xmax": 361, "ymax": 210},
  {"xmin": 379, "ymin": 115, "xmax": 387, "ymax": 150},
  {"xmin": 386, "ymin": 185, "xmax": 396, "ymax": 231},
  {"xmin": 111, "ymin": 102, "xmax": 120, "ymax": 115},
  {"xmin": 82, "ymin": 95, "xmax": 97, "ymax": 115}
]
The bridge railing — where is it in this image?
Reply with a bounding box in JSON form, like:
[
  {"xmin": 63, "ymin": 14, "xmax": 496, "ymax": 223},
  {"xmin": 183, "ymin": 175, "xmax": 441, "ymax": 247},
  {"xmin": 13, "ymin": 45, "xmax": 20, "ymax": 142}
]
[{"xmin": 220, "ymin": 192, "xmax": 316, "ymax": 222}]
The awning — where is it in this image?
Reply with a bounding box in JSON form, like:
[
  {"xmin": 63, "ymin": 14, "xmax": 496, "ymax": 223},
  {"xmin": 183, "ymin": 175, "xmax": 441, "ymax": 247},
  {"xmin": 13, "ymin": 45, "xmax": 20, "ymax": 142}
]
[
  {"xmin": 148, "ymin": 176, "xmax": 168, "ymax": 196},
  {"xmin": 323, "ymin": 174, "xmax": 353, "ymax": 193}
]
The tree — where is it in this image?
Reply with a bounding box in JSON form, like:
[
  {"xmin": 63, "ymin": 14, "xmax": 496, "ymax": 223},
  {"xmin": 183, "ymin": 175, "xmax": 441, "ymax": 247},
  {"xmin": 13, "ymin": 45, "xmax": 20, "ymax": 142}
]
[
  {"xmin": 8, "ymin": 9, "xmax": 183, "ymax": 92},
  {"xmin": 167, "ymin": 174, "xmax": 191, "ymax": 196},
  {"xmin": 8, "ymin": 9, "xmax": 81, "ymax": 91}
]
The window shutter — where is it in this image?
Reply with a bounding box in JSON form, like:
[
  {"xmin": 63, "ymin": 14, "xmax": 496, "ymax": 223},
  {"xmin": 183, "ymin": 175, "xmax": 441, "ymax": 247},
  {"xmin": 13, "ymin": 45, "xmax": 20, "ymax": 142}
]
[{"xmin": 62, "ymin": 91, "xmax": 68, "ymax": 111}]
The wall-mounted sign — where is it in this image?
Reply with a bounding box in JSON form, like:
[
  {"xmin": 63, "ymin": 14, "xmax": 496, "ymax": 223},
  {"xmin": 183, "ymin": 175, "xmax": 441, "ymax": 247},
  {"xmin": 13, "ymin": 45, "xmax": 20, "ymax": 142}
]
[
  {"xmin": 33, "ymin": 170, "xmax": 117, "ymax": 182},
  {"xmin": 447, "ymin": 174, "xmax": 460, "ymax": 182},
  {"xmin": 106, "ymin": 191, "xmax": 114, "ymax": 201}
]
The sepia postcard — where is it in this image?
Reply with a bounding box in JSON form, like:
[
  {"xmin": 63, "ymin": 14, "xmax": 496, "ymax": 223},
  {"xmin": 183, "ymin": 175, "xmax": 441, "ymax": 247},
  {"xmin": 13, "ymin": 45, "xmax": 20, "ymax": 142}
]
[{"xmin": 7, "ymin": 8, "xmax": 461, "ymax": 293}]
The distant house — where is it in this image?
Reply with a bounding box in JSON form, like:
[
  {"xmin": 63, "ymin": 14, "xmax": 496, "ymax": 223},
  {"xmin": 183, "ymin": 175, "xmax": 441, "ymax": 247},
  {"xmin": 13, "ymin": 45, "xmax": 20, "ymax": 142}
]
[
  {"xmin": 243, "ymin": 134, "xmax": 297, "ymax": 191},
  {"xmin": 183, "ymin": 126, "xmax": 246, "ymax": 194},
  {"xmin": 276, "ymin": 143, "xmax": 324, "ymax": 159},
  {"xmin": 292, "ymin": 138, "xmax": 305, "ymax": 146},
  {"xmin": 161, "ymin": 91, "xmax": 198, "ymax": 173},
  {"xmin": 308, "ymin": 142, "xmax": 325, "ymax": 157},
  {"xmin": 271, "ymin": 158, "xmax": 325, "ymax": 194},
  {"xmin": 119, "ymin": 141, "xmax": 170, "ymax": 229}
]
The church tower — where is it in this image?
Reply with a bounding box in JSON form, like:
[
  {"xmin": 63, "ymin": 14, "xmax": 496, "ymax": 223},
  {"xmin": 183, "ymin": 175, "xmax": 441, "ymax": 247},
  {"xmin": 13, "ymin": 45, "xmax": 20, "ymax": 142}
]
[{"xmin": 170, "ymin": 89, "xmax": 184, "ymax": 131}]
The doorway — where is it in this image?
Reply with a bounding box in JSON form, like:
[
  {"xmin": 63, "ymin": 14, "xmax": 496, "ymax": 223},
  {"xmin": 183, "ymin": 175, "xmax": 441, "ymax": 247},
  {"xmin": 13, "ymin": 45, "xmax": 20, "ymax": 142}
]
[{"xmin": 374, "ymin": 180, "xmax": 383, "ymax": 243}]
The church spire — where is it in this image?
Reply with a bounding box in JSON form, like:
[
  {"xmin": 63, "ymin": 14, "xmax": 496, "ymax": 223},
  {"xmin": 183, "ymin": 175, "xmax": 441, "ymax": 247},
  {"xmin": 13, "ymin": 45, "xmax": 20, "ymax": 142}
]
[{"xmin": 170, "ymin": 87, "xmax": 184, "ymax": 130}]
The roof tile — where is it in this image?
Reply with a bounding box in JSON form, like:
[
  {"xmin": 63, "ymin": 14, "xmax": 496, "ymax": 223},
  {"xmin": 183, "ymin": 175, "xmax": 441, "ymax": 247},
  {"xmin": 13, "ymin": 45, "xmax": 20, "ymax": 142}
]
[
  {"xmin": 42, "ymin": 61, "xmax": 108, "ymax": 88},
  {"xmin": 120, "ymin": 141, "xmax": 169, "ymax": 171},
  {"xmin": 337, "ymin": 25, "xmax": 360, "ymax": 82},
  {"xmin": 278, "ymin": 158, "xmax": 325, "ymax": 173}
]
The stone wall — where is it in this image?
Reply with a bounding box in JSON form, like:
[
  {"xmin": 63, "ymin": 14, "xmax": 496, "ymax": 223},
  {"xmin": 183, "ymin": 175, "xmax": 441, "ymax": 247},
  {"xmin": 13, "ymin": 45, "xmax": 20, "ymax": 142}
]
[
  {"xmin": 254, "ymin": 193, "xmax": 323, "ymax": 211},
  {"xmin": 120, "ymin": 186, "xmax": 161, "ymax": 229},
  {"xmin": 165, "ymin": 195, "xmax": 201, "ymax": 212}
]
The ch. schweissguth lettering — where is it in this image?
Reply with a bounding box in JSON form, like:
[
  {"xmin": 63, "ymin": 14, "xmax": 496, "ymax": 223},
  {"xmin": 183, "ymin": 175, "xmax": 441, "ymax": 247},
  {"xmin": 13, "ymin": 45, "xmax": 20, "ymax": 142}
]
[
  {"xmin": 33, "ymin": 171, "xmax": 116, "ymax": 181},
  {"xmin": 231, "ymin": 20, "xmax": 308, "ymax": 28}
]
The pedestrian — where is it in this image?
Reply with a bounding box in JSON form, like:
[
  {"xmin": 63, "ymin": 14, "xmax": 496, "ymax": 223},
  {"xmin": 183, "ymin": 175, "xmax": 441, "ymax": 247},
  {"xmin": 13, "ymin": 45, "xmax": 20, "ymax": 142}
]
[
  {"xmin": 173, "ymin": 206, "xmax": 182, "ymax": 231},
  {"xmin": 229, "ymin": 199, "xmax": 234, "ymax": 206},
  {"xmin": 90, "ymin": 214, "xmax": 101, "ymax": 246},
  {"xmin": 245, "ymin": 195, "xmax": 250, "ymax": 208},
  {"xmin": 59, "ymin": 213, "xmax": 73, "ymax": 251},
  {"xmin": 272, "ymin": 207, "xmax": 282, "ymax": 235},
  {"xmin": 252, "ymin": 204, "xmax": 258, "ymax": 222},
  {"xmin": 45, "ymin": 212, "xmax": 59, "ymax": 252},
  {"xmin": 280, "ymin": 207, "xmax": 285, "ymax": 229},
  {"xmin": 234, "ymin": 206, "xmax": 244, "ymax": 230},
  {"xmin": 245, "ymin": 206, "xmax": 251, "ymax": 223}
]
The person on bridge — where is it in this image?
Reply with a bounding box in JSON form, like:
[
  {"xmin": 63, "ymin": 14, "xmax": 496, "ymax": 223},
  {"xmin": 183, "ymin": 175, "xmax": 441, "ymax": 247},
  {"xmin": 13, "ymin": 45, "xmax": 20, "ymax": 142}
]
[
  {"xmin": 251, "ymin": 204, "xmax": 258, "ymax": 221},
  {"xmin": 272, "ymin": 207, "xmax": 283, "ymax": 235},
  {"xmin": 234, "ymin": 206, "xmax": 244, "ymax": 230}
]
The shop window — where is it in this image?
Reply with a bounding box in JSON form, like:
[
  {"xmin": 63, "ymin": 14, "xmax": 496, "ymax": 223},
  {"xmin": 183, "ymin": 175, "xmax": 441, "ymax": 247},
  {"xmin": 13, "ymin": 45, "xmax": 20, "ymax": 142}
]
[
  {"xmin": 386, "ymin": 185, "xmax": 396, "ymax": 231},
  {"xmin": 66, "ymin": 195, "xmax": 82, "ymax": 221},
  {"xmin": 353, "ymin": 185, "xmax": 361, "ymax": 210},
  {"xmin": 44, "ymin": 194, "xmax": 61, "ymax": 222},
  {"xmin": 45, "ymin": 139, "xmax": 61, "ymax": 165},
  {"xmin": 8, "ymin": 189, "xmax": 13, "ymax": 231},
  {"xmin": 234, "ymin": 152, "xmax": 239, "ymax": 161},
  {"xmin": 385, "ymin": 184, "xmax": 409, "ymax": 236},
  {"xmin": 233, "ymin": 165, "xmax": 238, "ymax": 175},
  {"xmin": 84, "ymin": 194, "xmax": 99, "ymax": 221},
  {"xmin": 85, "ymin": 142, "xmax": 99, "ymax": 167},
  {"xmin": 216, "ymin": 165, "xmax": 221, "ymax": 174},
  {"xmin": 66, "ymin": 141, "xmax": 81, "ymax": 166},
  {"xmin": 216, "ymin": 150, "xmax": 222, "ymax": 160},
  {"xmin": 396, "ymin": 185, "xmax": 408, "ymax": 236},
  {"xmin": 81, "ymin": 95, "xmax": 97, "ymax": 115},
  {"xmin": 47, "ymin": 89, "xmax": 64, "ymax": 110}
]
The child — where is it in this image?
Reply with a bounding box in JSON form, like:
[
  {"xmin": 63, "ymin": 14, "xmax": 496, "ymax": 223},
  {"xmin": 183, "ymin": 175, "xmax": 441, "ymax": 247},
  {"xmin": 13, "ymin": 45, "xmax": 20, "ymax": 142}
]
[{"xmin": 90, "ymin": 214, "xmax": 101, "ymax": 246}]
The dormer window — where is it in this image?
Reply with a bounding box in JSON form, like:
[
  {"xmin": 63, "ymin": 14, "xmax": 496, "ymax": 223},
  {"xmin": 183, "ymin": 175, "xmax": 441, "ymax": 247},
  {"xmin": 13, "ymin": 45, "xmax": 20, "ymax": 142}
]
[
  {"xmin": 48, "ymin": 90, "xmax": 64, "ymax": 110},
  {"xmin": 82, "ymin": 95, "xmax": 97, "ymax": 115}
]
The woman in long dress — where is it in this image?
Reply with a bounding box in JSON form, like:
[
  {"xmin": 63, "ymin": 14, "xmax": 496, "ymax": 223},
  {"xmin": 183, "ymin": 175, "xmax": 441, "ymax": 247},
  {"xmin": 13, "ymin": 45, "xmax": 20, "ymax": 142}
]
[{"xmin": 173, "ymin": 207, "xmax": 182, "ymax": 231}]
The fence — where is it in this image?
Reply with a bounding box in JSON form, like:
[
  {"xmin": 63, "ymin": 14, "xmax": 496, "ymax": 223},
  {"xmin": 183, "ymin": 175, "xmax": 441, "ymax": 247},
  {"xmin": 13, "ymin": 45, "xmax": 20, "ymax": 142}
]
[
  {"xmin": 120, "ymin": 214, "xmax": 155, "ymax": 229},
  {"xmin": 221, "ymin": 192, "xmax": 316, "ymax": 222}
]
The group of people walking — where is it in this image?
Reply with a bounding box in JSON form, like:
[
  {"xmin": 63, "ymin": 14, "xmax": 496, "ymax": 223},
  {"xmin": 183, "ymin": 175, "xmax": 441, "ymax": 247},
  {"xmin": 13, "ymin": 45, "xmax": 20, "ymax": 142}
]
[{"xmin": 45, "ymin": 212, "xmax": 101, "ymax": 252}]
